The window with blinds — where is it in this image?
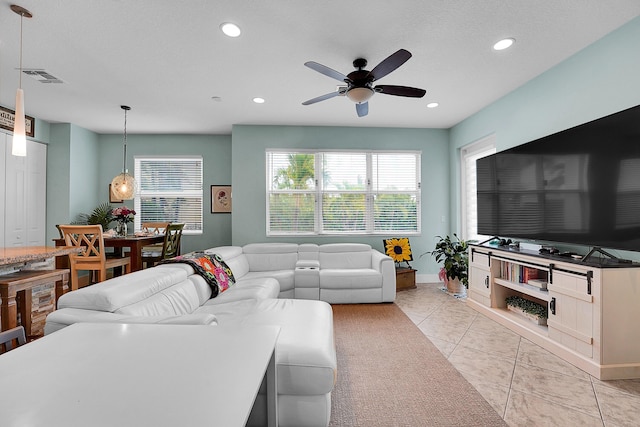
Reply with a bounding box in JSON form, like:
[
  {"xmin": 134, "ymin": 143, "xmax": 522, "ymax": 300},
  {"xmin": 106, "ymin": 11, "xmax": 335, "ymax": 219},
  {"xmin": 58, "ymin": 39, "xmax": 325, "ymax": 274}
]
[
  {"xmin": 461, "ymin": 136, "xmax": 496, "ymax": 242},
  {"xmin": 266, "ymin": 150, "xmax": 420, "ymax": 236},
  {"xmin": 134, "ymin": 156, "xmax": 203, "ymax": 234}
]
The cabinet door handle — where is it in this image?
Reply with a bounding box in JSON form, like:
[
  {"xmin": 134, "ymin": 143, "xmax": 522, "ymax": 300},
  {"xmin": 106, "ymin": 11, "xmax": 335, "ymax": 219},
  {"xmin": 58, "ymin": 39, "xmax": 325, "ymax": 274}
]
[
  {"xmin": 484, "ymin": 276, "xmax": 489, "ymax": 288},
  {"xmin": 550, "ymin": 297, "xmax": 556, "ymax": 315}
]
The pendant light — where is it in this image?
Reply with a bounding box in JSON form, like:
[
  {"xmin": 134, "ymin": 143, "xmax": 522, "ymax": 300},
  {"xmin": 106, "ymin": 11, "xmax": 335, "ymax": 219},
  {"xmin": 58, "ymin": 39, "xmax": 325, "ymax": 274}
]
[
  {"xmin": 10, "ymin": 4, "xmax": 32, "ymax": 157},
  {"xmin": 110, "ymin": 105, "xmax": 137, "ymax": 200}
]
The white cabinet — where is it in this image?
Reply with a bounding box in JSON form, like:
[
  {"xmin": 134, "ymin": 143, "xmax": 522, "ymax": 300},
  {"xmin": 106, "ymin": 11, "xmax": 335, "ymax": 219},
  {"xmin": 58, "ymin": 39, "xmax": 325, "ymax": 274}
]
[
  {"xmin": 468, "ymin": 244, "xmax": 640, "ymax": 380},
  {"xmin": 1, "ymin": 131, "xmax": 47, "ymax": 247}
]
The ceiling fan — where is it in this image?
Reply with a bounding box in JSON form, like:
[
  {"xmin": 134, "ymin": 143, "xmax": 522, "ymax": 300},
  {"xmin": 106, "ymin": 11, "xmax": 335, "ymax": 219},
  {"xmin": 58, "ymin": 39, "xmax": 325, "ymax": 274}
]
[{"xmin": 302, "ymin": 49, "xmax": 426, "ymax": 117}]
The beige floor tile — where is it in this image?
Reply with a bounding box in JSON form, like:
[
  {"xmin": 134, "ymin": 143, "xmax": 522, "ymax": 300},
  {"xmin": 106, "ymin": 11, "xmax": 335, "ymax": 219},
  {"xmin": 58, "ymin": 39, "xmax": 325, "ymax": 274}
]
[
  {"xmin": 417, "ymin": 317, "xmax": 470, "ymax": 344},
  {"xmin": 421, "ymin": 334, "xmax": 458, "ymax": 357},
  {"xmin": 592, "ymin": 380, "xmax": 640, "ymax": 426},
  {"xmin": 511, "ymin": 364, "xmax": 600, "ymax": 417},
  {"xmin": 448, "ymin": 344, "xmax": 516, "ymax": 388},
  {"xmin": 456, "ymin": 325, "xmax": 521, "ymax": 359},
  {"xmin": 459, "ymin": 371, "xmax": 510, "ymax": 418},
  {"xmin": 504, "ymin": 389, "xmax": 604, "ymax": 427},
  {"xmin": 517, "ymin": 339, "xmax": 591, "ymax": 381}
]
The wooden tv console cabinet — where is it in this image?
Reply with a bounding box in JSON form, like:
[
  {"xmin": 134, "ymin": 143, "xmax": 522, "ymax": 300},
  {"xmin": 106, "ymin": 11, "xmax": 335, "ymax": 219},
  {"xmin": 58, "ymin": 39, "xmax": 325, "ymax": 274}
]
[{"xmin": 467, "ymin": 244, "xmax": 640, "ymax": 380}]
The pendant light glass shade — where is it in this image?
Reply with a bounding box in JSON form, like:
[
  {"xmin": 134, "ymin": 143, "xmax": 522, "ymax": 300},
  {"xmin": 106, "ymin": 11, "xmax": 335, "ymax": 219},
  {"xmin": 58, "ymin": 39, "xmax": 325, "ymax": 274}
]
[
  {"xmin": 111, "ymin": 105, "xmax": 136, "ymax": 200},
  {"xmin": 12, "ymin": 88, "xmax": 27, "ymax": 156},
  {"xmin": 11, "ymin": 4, "xmax": 32, "ymax": 157},
  {"xmin": 111, "ymin": 172, "xmax": 136, "ymax": 200}
]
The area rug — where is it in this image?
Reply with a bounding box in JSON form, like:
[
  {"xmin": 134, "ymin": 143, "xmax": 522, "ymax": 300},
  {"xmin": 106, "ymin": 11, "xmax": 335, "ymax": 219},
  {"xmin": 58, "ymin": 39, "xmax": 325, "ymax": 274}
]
[{"xmin": 329, "ymin": 303, "xmax": 507, "ymax": 426}]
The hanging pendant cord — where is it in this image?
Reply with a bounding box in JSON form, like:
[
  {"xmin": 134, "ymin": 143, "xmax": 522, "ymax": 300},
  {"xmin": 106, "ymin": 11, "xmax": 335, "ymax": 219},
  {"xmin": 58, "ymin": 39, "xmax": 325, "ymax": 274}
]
[
  {"xmin": 18, "ymin": 12, "xmax": 23, "ymax": 89},
  {"xmin": 122, "ymin": 108, "xmax": 128, "ymax": 173}
]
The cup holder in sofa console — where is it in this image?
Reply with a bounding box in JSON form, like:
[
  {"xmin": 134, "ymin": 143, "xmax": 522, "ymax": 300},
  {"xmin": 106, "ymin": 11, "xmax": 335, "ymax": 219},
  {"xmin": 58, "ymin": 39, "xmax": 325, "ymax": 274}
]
[{"xmin": 295, "ymin": 260, "xmax": 320, "ymax": 299}]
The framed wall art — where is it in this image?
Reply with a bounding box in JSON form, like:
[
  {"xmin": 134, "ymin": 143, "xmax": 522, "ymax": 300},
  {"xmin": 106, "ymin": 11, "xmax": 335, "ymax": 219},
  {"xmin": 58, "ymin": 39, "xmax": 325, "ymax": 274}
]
[
  {"xmin": 0, "ymin": 105, "xmax": 35, "ymax": 137},
  {"xmin": 211, "ymin": 185, "xmax": 232, "ymax": 213},
  {"xmin": 109, "ymin": 184, "xmax": 123, "ymax": 203}
]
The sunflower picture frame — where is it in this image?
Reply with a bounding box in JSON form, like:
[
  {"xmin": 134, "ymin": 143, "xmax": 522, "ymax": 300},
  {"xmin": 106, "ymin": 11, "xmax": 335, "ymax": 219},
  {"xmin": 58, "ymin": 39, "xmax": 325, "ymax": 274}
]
[{"xmin": 383, "ymin": 237, "xmax": 413, "ymax": 268}]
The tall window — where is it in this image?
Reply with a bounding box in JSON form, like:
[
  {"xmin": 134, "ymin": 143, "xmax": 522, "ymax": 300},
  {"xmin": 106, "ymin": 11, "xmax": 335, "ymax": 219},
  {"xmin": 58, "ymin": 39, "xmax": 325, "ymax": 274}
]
[
  {"xmin": 460, "ymin": 136, "xmax": 496, "ymax": 242},
  {"xmin": 266, "ymin": 150, "xmax": 421, "ymax": 236},
  {"xmin": 134, "ymin": 156, "xmax": 203, "ymax": 234}
]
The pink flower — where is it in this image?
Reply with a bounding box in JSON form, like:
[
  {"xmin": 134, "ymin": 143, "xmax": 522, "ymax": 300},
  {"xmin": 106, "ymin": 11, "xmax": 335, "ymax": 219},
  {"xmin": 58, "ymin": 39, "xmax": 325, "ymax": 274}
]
[{"xmin": 112, "ymin": 206, "xmax": 136, "ymax": 223}]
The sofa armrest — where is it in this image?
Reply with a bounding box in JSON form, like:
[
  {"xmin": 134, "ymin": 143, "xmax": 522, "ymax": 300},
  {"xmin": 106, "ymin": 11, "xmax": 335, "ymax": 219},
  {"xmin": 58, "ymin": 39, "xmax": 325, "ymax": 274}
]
[{"xmin": 372, "ymin": 250, "xmax": 396, "ymax": 302}]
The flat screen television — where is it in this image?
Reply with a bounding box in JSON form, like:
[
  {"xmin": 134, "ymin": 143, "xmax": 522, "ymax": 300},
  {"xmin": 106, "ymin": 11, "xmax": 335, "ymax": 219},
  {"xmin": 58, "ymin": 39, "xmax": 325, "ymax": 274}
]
[{"xmin": 476, "ymin": 104, "xmax": 640, "ymax": 253}]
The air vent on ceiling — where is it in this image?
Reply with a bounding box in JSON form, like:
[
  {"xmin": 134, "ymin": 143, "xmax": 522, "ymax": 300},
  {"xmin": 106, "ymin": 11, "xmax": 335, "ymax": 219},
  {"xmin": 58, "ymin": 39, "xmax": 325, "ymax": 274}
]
[{"xmin": 22, "ymin": 69, "xmax": 63, "ymax": 84}]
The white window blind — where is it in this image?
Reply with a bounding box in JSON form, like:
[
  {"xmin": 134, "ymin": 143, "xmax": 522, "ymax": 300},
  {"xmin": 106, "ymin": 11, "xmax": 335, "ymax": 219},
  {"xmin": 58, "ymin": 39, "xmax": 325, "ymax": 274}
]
[
  {"xmin": 461, "ymin": 136, "xmax": 496, "ymax": 242},
  {"xmin": 134, "ymin": 156, "xmax": 203, "ymax": 234},
  {"xmin": 267, "ymin": 150, "xmax": 420, "ymax": 236}
]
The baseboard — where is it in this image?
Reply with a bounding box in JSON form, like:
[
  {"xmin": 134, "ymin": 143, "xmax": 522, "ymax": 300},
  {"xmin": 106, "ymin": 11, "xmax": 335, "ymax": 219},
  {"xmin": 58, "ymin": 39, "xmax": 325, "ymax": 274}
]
[{"xmin": 416, "ymin": 273, "xmax": 439, "ymax": 284}]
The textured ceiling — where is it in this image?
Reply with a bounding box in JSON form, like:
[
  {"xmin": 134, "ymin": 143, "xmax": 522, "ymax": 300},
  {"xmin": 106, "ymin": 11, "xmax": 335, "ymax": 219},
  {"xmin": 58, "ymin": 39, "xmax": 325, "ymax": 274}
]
[{"xmin": 0, "ymin": 0, "xmax": 639, "ymax": 135}]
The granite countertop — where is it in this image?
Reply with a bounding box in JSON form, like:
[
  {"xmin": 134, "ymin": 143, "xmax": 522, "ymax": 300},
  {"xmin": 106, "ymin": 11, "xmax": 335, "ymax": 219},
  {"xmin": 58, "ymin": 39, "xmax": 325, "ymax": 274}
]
[{"xmin": 0, "ymin": 246, "xmax": 82, "ymax": 267}]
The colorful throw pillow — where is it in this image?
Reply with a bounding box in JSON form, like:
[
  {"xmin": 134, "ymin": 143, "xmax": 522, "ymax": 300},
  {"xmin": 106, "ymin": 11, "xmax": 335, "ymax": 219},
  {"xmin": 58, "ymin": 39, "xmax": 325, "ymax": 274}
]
[{"xmin": 160, "ymin": 252, "xmax": 235, "ymax": 297}]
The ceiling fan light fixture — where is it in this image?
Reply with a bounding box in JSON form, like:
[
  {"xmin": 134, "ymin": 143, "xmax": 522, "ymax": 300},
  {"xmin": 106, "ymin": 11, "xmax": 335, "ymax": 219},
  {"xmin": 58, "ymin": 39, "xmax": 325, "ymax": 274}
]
[{"xmin": 346, "ymin": 87, "xmax": 374, "ymax": 104}]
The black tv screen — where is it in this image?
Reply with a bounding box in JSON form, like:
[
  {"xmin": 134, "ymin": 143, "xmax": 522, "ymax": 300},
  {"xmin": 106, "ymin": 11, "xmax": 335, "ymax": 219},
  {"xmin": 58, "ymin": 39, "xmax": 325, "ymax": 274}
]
[{"xmin": 477, "ymin": 104, "xmax": 640, "ymax": 252}]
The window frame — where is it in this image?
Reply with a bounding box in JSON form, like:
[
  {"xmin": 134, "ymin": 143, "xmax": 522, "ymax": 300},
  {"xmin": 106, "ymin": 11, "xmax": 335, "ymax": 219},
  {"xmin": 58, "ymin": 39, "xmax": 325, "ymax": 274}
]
[
  {"xmin": 133, "ymin": 155, "xmax": 204, "ymax": 235},
  {"xmin": 460, "ymin": 135, "xmax": 496, "ymax": 242},
  {"xmin": 266, "ymin": 149, "xmax": 421, "ymax": 236}
]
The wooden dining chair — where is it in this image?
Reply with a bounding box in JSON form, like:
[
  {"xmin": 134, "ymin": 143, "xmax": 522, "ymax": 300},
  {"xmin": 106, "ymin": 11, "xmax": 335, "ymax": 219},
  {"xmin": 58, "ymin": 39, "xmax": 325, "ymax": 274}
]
[
  {"xmin": 141, "ymin": 221, "xmax": 170, "ymax": 252},
  {"xmin": 58, "ymin": 225, "xmax": 132, "ymax": 291},
  {"xmin": 0, "ymin": 326, "xmax": 27, "ymax": 354},
  {"xmin": 141, "ymin": 223, "xmax": 185, "ymax": 268}
]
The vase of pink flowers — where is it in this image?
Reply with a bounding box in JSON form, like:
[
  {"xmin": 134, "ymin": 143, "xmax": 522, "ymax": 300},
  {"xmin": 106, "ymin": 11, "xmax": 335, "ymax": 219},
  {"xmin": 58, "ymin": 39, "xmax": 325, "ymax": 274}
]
[{"xmin": 112, "ymin": 206, "xmax": 136, "ymax": 237}]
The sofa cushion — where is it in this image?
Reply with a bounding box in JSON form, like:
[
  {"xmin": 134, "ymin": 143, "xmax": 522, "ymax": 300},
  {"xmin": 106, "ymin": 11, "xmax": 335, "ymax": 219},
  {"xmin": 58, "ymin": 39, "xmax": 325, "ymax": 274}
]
[
  {"xmin": 57, "ymin": 267, "xmax": 189, "ymax": 312},
  {"xmin": 205, "ymin": 246, "xmax": 249, "ymax": 279},
  {"xmin": 319, "ymin": 268, "xmax": 383, "ymax": 289},
  {"xmin": 201, "ymin": 277, "xmax": 280, "ymax": 305},
  {"xmin": 319, "ymin": 243, "xmax": 373, "ymax": 269},
  {"xmin": 243, "ymin": 270, "xmax": 295, "ymax": 294},
  {"xmin": 197, "ymin": 298, "xmax": 336, "ymax": 396},
  {"xmin": 243, "ymin": 243, "xmax": 299, "ymax": 271},
  {"xmin": 115, "ymin": 279, "xmax": 202, "ymax": 316}
]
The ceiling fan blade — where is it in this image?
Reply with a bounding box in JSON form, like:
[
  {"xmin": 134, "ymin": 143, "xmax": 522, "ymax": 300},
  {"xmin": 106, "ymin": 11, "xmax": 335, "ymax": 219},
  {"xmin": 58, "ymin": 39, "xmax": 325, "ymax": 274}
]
[
  {"xmin": 369, "ymin": 49, "xmax": 412, "ymax": 81},
  {"xmin": 304, "ymin": 61, "xmax": 349, "ymax": 82},
  {"xmin": 302, "ymin": 91, "xmax": 343, "ymax": 105},
  {"xmin": 376, "ymin": 85, "xmax": 426, "ymax": 98},
  {"xmin": 356, "ymin": 102, "xmax": 369, "ymax": 117}
]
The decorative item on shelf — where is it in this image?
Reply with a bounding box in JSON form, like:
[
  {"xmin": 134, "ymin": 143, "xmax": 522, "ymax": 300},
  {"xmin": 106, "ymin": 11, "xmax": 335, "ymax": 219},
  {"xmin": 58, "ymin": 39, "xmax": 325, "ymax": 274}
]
[
  {"xmin": 10, "ymin": 4, "xmax": 33, "ymax": 157},
  {"xmin": 505, "ymin": 295, "xmax": 548, "ymax": 326},
  {"xmin": 110, "ymin": 105, "xmax": 137, "ymax": 200},
  {"xmin": 112, "ymin": 206, "xmax": 136, "ymax": 237},
  {"xmin": 422, "ymin": 234, "xmax": 469, "ymax": 294},
  {"xmin": 383, "ymin": 237, "xmax": 413, "ymax": 268}
]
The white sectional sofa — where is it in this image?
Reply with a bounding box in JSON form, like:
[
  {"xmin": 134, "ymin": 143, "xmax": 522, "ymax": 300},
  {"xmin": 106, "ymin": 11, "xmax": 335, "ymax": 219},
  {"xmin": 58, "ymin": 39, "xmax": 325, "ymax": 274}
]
[
  {"xmin": 44, "ymin": 242, "xmax": 394, "ymax": 426},
  {"xmin": 207, "ymin": 242, "xmax": 396, "ymax": 303},
  {"xmin": 46, "ymin": 264, "xmax": 336, "ymax": 427}
]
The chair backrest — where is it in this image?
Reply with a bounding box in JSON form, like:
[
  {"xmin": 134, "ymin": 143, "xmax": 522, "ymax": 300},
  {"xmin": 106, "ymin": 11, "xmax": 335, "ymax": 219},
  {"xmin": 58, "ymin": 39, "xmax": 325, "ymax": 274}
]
[
  {"xmin": 142, "ymin": 222, "xmax": 170, "ymax": 235},
  {"xmin": 0, "ymin": 326, "xmax": 26, "ymax": 353},
  {"xmin": 58, "ymin": 224, "xmax": 108, "ymax": 264},
  {"xmin": 161, "ymin": 223, "xmax": 185, "ymax": 259}
]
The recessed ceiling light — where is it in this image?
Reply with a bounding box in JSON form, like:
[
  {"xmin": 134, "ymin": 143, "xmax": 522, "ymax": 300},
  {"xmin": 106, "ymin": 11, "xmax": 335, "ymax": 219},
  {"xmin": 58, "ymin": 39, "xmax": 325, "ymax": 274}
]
[
  {"xmin": 493, "ymin": 38, "xmax": 515, "ymax": 51},
  {"xmin": 427, "ymin": 102, "xmax": 439, "ymax": 108},
  {"xmin": 211, "ymin": 96, "xmax": 222, "ymax": 102},
  {"xmin": 253, "ymin": 97, "xmax": 265, "ymax": 104},
  {"xmin": 220, "ymin": 22, "xmax": 241, "ymax": 37}
]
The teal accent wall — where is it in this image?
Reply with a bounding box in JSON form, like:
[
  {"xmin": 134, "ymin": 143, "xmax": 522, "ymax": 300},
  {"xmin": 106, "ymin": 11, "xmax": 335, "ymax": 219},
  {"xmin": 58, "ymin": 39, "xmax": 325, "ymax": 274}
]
[
  {"xmin": 46, "ymin": 123, "xmax": 100, "ymax": 244},
  {"xmin": 231, "ymin": 124, "xmax": 450, "ymax": 273},
  {"xmin": 450, "ymin": 16, "xmax": 640, "ymax": 258},
  {"xmin": 97, "ymin": 134, "xmax": 232, "ymax": 254}
]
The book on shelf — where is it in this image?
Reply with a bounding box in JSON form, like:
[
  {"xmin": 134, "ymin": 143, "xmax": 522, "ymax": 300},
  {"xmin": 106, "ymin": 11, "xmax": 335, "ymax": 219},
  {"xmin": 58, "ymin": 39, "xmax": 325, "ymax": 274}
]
[{"xmin": 527, "ymin": 278, "xmax": 548, "ymax": 290}]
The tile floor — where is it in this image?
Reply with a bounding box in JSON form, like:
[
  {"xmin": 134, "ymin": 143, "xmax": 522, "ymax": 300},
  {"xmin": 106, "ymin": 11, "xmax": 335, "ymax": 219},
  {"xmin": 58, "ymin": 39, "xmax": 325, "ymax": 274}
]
[{"xmin": 394, "ymin": 283, "xmax": 640, "ymax": 427}]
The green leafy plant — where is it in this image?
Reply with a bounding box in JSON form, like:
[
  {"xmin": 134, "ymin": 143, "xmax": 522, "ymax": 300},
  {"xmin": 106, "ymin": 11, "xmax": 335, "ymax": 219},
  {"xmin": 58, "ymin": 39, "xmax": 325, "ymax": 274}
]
[
  {"xmin": 424, "ymin": 234, "xmax": 469, "ymax": 288},
  {"xmin": 73, "ymin": 202, "xmax": 115, "ymax": 230},
  {"xmin": 506, "ymin": 295, "xmax": 548, "ymax": 319}
]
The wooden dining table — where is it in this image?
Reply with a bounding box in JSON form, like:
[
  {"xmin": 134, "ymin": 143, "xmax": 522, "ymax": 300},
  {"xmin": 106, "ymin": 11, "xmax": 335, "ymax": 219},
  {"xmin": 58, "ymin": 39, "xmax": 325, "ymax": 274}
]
[{"xmin": 54, "ymin": 234, "xmax": 165, "ymax": 272}]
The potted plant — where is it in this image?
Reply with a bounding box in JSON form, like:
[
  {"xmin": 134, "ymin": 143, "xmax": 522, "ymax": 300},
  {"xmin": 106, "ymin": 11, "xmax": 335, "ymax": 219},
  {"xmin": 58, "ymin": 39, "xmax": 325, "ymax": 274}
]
[
  {"xmin": 73, "ymin": 202, "xmax": 115, "ymax": 231},
  {"xmin": 425, "ymin": 234, "xmax": 469, "ymax": 294},
  {"xmin": 505, "ymin": 295, "xmax": 548, "ymax": 325}
]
